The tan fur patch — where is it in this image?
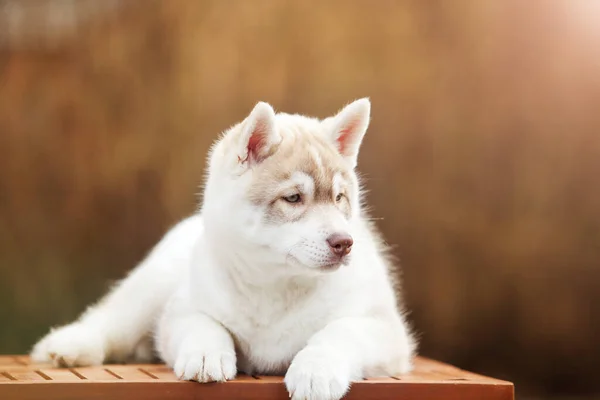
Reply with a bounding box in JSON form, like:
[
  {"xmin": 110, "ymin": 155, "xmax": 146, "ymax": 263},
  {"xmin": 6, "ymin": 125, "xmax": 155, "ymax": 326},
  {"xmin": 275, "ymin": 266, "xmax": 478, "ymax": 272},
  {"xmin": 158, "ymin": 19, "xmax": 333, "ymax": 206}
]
[{"xmin": 246, "ymin": 126, "xmax": 353, "ymax": 223}]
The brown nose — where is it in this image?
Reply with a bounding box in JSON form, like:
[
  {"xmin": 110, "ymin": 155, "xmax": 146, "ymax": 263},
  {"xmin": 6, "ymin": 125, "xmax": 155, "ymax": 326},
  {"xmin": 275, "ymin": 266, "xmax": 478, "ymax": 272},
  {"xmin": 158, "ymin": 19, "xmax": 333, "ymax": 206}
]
[{"xmin": 327, "ymin": 233, "xmax": 353, "ymax": 257}]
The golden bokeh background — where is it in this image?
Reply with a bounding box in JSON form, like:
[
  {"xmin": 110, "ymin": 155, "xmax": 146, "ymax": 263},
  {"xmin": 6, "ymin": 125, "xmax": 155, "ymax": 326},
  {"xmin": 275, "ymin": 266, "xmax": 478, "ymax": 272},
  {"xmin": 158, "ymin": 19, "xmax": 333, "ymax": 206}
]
[{"xmin": 1, "ymin": 1, "xmax": 599, "ymax": 398}]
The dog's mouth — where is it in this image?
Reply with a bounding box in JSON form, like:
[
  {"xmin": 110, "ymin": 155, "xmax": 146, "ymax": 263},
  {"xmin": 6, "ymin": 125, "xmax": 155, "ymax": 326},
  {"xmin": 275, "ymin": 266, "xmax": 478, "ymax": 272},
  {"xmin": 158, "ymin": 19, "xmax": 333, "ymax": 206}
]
[
  {"xmin": 319, "ymin": 255, "xmax": 351, "ymax": 272},
  {"xmin": 319, "ymin": 262, "xmax": 342, "ymax": 272},
  {"xmin": 286, "ymin": 252, "xmax": 349, "ymax": 273}
]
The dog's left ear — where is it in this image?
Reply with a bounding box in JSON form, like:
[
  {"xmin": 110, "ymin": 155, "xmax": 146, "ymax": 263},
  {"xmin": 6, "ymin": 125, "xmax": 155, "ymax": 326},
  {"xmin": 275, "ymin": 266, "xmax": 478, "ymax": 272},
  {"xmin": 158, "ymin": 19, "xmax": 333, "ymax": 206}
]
[{"xmin": 328, "ymin": 98, "xmax": 371, "ymax": 168}]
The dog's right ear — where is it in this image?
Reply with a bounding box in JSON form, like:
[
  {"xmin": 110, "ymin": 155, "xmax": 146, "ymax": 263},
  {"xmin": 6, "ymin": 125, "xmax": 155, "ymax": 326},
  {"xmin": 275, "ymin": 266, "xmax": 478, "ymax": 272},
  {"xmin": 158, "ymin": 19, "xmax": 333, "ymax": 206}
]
[{"xmin": 236, "ymin": 102, "xmax": 281, "ymax": 166}]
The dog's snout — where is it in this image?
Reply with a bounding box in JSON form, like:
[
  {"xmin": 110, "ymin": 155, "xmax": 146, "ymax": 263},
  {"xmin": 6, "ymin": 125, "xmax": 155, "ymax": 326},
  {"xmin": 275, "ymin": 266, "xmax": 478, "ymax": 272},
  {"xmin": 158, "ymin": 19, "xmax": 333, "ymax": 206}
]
[{"xmin": 327, "ymin": 233, "xmax": 353, "ymax": 257}]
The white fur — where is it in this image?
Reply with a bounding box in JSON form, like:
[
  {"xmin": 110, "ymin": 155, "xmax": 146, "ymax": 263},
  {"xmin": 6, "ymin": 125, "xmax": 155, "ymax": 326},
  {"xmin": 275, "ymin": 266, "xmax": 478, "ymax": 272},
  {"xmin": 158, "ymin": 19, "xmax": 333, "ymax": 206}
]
[{"xmin": 31, "ymin": 99, "xmax": 415, "ymax": 400}]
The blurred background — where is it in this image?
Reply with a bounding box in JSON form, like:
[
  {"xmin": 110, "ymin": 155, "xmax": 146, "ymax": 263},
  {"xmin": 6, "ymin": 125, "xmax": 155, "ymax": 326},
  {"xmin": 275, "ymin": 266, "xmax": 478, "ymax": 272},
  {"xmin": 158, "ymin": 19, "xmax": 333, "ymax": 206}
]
[{"xmin": 1, "ymin": 1, "xmax": 599, "ymax": 398}]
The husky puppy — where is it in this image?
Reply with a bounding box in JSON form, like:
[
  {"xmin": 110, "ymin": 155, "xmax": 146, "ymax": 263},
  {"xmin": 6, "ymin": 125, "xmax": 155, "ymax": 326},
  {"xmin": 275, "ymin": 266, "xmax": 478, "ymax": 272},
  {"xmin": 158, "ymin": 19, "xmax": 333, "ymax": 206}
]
[{"xmin": 31, "ymin": 99, "xmax": 415, "ymax": 400}]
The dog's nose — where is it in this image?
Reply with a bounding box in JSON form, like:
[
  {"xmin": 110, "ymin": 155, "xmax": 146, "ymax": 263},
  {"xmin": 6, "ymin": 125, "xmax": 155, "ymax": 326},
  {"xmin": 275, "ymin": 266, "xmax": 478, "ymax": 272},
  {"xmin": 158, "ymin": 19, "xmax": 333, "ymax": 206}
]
[{"xmin": 327, "ymin": 233, "xmax": 353, "ymax": 257}]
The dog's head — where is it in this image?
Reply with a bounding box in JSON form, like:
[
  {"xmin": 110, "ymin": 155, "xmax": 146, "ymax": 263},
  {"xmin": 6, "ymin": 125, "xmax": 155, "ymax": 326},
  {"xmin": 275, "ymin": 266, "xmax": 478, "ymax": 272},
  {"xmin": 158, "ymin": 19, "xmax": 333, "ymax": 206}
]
[{"xmin": 203, "ymin": 99, "xmax": 371, "ymax": 275}]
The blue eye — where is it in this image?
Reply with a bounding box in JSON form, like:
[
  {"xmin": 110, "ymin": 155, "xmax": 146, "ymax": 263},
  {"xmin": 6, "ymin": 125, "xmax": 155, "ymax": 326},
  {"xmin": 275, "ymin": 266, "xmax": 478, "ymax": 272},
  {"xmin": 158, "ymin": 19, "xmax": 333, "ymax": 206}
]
[{"xmin": 283, "ymin": 194, "xmax": 301, "ymax": 203}]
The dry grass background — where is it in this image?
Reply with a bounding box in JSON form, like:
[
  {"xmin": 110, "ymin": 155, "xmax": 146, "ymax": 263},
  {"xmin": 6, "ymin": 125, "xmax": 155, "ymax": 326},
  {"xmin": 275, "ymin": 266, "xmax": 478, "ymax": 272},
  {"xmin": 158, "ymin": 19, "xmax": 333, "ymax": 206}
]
[{"xmin": 1, "ymin": 1, "xmax": 599, "ymax": 398}]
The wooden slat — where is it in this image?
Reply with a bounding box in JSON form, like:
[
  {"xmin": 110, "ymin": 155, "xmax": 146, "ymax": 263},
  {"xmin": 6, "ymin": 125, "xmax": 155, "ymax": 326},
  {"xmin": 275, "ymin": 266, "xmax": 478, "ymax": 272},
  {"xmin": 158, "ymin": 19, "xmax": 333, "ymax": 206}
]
[
  {"xmin": 364, "ymin": 376, "xmax": 399, "ymax": 382},
  {"xmin": 411, "ymin": 357, "xmax": 498, "ymax": 382},
  {"xmin": 0, "ymin": 372, "xmax": 16, "ymax": 382},
  {"xmin": 1, "ymin": 366, "xmax": 41, "ymax": 373},
  {"xmin": 6, "ymin": 370, "xmax": 48, "ymax": 381},
  {"xmin": 397, "ymin": 370, "xmax": 468, "ymax": 382},
  {"xmin": 12, "ymin": 356, "xmax": 31, "ymax": 366},
  {"xmin": 251, "ymin": 375, "xmax": 282, "ymax": 382},
  {"xmin": 139, "ymin": 365, "xmax": 180, "ymax": 382},
  {"xmin": 38, "ymin": 369, "xmax": 83, "ymax": 382},
  {"xmin": 104, "ymin": 365, "xmax": 158, "ymax": 380},
  {"xmin": 0, "ymin": 356, "xmax": 20, "ymax": 366},
  {"xmin": 73, "ymin": 367, "xmax": 122, "ymax": 381}
]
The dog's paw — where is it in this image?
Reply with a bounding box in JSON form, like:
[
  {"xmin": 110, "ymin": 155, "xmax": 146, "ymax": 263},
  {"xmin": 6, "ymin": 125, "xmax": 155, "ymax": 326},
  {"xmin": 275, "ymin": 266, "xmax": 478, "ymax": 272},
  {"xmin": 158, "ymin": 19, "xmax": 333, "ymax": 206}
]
[
  {"xmin": 174, "ymin": 349, "xmax": 237, "ymax": 383},
  {"xmin": 284, "ymin": 347, "xmax": 351, "ymax": 400},
  {"xmin": 30, "ymin": 323, "xmax": 105, "ymax": 367}
]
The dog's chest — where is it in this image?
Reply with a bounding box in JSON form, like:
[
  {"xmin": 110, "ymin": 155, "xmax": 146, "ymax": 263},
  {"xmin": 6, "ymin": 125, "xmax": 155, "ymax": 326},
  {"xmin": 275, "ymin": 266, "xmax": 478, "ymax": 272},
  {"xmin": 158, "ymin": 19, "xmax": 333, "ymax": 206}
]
[{"xmin": 220, "ymin": 285, "xmax": 332, "ymax": 374}]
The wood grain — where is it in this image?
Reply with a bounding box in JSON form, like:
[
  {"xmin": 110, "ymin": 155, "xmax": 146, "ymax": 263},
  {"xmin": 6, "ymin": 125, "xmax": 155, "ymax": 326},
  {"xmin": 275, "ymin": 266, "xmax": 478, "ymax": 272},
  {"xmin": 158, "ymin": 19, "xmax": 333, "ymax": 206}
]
[{"xmin": 0, "ymin": 356, "xmax": 514, "ymax": 400}]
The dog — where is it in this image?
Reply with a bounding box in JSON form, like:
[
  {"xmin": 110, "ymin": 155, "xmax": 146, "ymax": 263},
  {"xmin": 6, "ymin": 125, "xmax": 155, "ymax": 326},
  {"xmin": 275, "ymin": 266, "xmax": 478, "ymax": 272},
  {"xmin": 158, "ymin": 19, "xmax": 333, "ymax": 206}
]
[{"xmin": 31, "ymin": 99, "xmax": 415, "ymax": 400}]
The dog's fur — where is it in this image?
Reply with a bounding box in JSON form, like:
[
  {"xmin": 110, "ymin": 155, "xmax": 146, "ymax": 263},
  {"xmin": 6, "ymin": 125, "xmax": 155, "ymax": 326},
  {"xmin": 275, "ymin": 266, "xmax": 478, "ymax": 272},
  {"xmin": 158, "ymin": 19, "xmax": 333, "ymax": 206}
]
[{"xmin": 31, "ymin": 99, "xmax": 415, "ymax": 400}]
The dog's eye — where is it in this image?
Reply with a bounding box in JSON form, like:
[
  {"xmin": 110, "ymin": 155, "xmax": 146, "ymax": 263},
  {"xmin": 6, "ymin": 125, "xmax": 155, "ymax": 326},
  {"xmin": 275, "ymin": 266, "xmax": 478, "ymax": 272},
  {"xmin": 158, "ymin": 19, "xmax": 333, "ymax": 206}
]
[
  {"xmin": 335, "ymin": 193, "xmax": 344, "ymax": 202},
  {"xmin": 283, "ymin": 194, "xmax": 301, "ymax": 203}
]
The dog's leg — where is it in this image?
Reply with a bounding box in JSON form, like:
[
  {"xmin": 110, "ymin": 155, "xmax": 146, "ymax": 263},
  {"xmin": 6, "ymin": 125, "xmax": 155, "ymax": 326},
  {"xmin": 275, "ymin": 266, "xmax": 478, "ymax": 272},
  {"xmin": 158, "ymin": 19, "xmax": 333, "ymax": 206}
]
[
  {"xmin": 284, "ymin": 315, "xmax": 415, "ymax": 400},
  {"xmin": 30, "ymin": 215, "xmax": 203, "ymax": 367},
  {"xmin": 156, "ymin": 287, "xmax": 237, "ymax": 382}
]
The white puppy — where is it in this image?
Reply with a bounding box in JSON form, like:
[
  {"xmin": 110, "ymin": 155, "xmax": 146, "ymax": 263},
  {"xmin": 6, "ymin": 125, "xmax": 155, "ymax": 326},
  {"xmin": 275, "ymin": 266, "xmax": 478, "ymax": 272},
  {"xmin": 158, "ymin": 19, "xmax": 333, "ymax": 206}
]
[{"xmin": 31, "ymin": 99, "xmax": 416, "ymax": 400}]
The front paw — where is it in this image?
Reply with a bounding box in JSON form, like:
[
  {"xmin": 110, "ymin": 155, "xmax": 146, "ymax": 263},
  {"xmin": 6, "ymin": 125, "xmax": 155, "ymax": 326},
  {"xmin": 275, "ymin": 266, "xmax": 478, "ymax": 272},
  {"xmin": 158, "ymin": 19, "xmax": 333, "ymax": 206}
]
[
  {"xmin": 284, "ymin": 348, "xmax": 351, "ymax": 400},
  {"xmin": 30, "ymin": 323, "xmax": 105, "ymax": 367},
  {"xmin": 174, "ymin": 349, "xmax": 237, "ymax": 383}
]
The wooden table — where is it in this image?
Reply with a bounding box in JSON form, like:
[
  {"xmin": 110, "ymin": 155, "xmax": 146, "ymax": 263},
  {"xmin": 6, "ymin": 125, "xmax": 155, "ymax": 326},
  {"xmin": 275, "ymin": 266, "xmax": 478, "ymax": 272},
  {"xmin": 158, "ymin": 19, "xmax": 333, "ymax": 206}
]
[{"xmin": 0, "ymin": 355, "xmax": 513, "ymax": 399}]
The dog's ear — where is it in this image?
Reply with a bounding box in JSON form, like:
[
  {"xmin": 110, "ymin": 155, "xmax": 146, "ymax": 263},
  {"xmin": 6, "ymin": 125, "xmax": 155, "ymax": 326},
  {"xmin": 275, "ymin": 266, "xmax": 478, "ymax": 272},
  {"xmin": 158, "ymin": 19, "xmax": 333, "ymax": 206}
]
[
  {"xmin": 328, "ymin": 98, "xmax": 371, "ymax": 168},
  {"xmin": 236, "ymin": 102, "xmax": 280, "ymax": 165}
]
